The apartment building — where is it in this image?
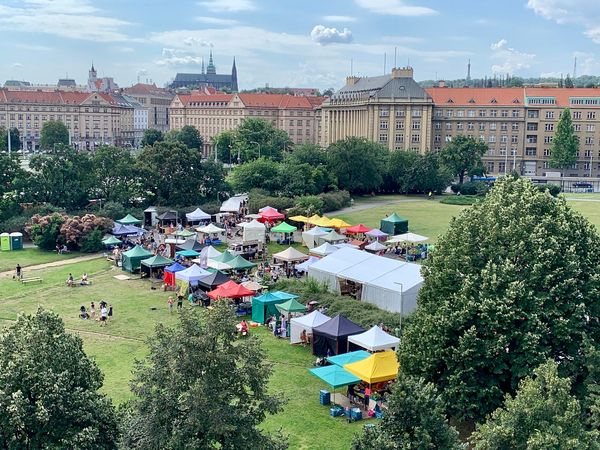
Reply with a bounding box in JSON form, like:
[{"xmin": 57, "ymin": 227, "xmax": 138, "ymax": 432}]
[
  {"xmin": 169, "ymin": 92, "xmax": 324, "ymax": 157},
  {"xmin": 0, "ymin": 89, "xmax": 132, "ymax": 151},
  {"xmin": 319, "ymin": 67, "xmax": 434, "ymax": 153},
  {"xmin": 123, "ymin": 83, "xmax": 174, "ymax": 132}
]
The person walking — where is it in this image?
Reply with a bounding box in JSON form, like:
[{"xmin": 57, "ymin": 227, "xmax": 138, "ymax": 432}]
[
  {"xmin": 15, "ymin": 264, "xmax": 22, "ymax": 280},
  {"xmin": 176, "ymin": 292, "xmax": 184, "ymax": 311},
  {"xmin": 167, "ymin": 296, "xmax": 174, "ymax": 313},
  {"xmin": 99, "ymin": 304, "xmax": 108, "ymax": 326},
  {"xmin": 108, "ymin": 304, "xmax": 113, "ymax": 321}
]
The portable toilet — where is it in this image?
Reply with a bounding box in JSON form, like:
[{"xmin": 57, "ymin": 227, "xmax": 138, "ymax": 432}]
[
  {"xmin": 9, "ymin": 232, "xmax": 23, "ymax": 250},
  {"xmin": 0, "ymin": 233, "xmax": 10, "ymax": 251}
]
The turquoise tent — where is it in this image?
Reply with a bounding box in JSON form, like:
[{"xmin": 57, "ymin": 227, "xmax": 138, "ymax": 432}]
[
  {"xmin": 251, "ymin": 292, "xmax": 287, "ymax": 324},
  {"xmin": 326, "ymin": 350, "xmax": 371, "ymax": 367},
  {"xmin": 309, "ymin": 365, "xmax": 361, "ymax": 389},
  {"xmin": 121, "ymin": 245, "xmax": 153, "ymax": 272}
]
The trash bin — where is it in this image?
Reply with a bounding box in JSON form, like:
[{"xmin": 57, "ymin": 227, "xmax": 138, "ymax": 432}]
[
  {"xmin": 9, "ymin": 232, "xmax": 23, "ymax": 250},
  {"xmin": 319, "ymin": 389, "xmax": 331, "ymax": 405},
  {"xmin": 0, "ymin": 233, "xmax": 10, "ymax": 251}
]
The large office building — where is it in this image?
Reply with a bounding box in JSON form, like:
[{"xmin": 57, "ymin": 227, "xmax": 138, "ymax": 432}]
[
  {"xmin": 321, "ymin": 68, "xmax": 600, "ymax": 178},
  {"xmin": 124, "ymin": 83, "xmax": 174, "ymax": 132},
  {"xmin": 169, "ymin": 92, "xmax": 324, "ymax": 157},
  {"xmin": 170, "ymin": 52, "xmax": 238, "ymax": 92}
]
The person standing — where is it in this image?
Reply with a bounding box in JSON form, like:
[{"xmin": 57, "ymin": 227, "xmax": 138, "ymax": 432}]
[
  {"xmin": 15, "ymin": 264, "xmax": 22, "ymax": 280},
  {"xmin": 90, "ymin": 302, "xmax": 96, "ymax": 320},
  {"xmin": 177, "ymin": 292, "xmax": 184, "ymax": 311},
  {"xmin": 108, "ymin": 304, "xmax": 113, "ymax": 321},
  {"xmin": 167, "ymin": 296, "xmax": 174, "ymax": 313},
  {"xmin": 100, "ymin": 305, "xmax": 108, "ymax": 326}
]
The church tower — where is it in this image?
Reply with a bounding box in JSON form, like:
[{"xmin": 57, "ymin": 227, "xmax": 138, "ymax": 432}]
[
  {"xmin": 231, "ymin": 57, "xmax": 238, "ymax": 92},
  {"xmin": 206, "ymin": 50, "xmax": 216, "ymax": 75},
  {"xmin": 87, "ymin": 62, "xmax": 98, "ymax": 92}
]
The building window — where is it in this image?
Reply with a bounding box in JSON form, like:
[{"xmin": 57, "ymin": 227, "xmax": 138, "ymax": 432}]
[
  {"xmin": 500, "ymin": 135, "xmax": 508, "ymax": 143},
  {"xmin": 445, "ymin": 123, "xmax": 452, "ymax": 131},
  {"xmin": 380, "ymin": 120, "xmax": 388, "ymax": 130},
  {"xmin": 412, "ymin": 121, "xmax": 421, "ymax": 130},
  {"xmin": 512, "ymin": 110, "xmax": 519, "ymax": 118},
  {"xmin": 434, "ymin": 122, "xmax": 441, "ymax": 130},
  {"xmin": 468, "ymin": 110, "xmax": 475, "ymax": 117},
  {"xmin": 379, "ymin": 133, "xmax": 388, "ymax": 142},
  {"xmin": 585, "ymin": 149, "xmax": 593, "ymax": 157},
  {"xmin": 585, "ymin": 136, "xmax": 594, "ymax": 145},
  {"xmin": 501, "ymin": 110, "xmax": 508, "ymax": 117},
  {"xmin": 511, "ymin": 135, "xmax": 519, "ymax": 144},
  {"xmin": 500, "ymin": 147, "xmax": 507, "ymax": 156},
  {"xmin": 412, "ymin": 108, "xmax": 422, "ymax": 117},
  {"xmin": 499, "ymin": 161, "xmax": 506, "ymax": 173},
  {"xmin": 544, "ymin": 136, "xmax": 553, "ymax": 144},
  {"xmin": 545, "ymin": 111, "xmax": 555, "ymax": 119},
  {"xmin": 587, "ymin": 124, "xmax": 596, "ymax": 132},
  {"xmin": 467, "ymin": 122, "xmax": 474, "ymax": 131},
  {"xmin": 411, "ymin": 134, "xmax": 420, "ymax": 143},
  {"xmin": 543, "ymin": 123, "xmax": 554, "ymax": 132},
  {"xmin": 379, "ymin": 108, "xmax": 389, "ymax": 117},
  {"xmin": 456, "ymin": 123, "xmax": 463, "ymax": 131},
  {"xmin": 501, "ymin": 123, "xmax": 508, "ymax": 131},
  {"xmin": 573, "ymin": 124, "xmax": 581, "ymax": 132},
  {"xmin": 434, "ymin": 110, "xmax": 442, "ymax": 118},
  {"xmin": 543, "ymin": 161, "xmax": 550, "ymax": 169},
  {"xmin": 446, "ymin": 110, "xmax": 453, "ymax": 118},
  {"xmin": 396, "ymin": 121, "xmax": 404, "ymax": 130},
  {"xmin": 487, "ymin": 161, "xmax": 495, "ymax": 173},
  {"xmin": 588, "ymin": 111, "xmax": 596, "ymax": 120},
  {"xmin": 512, "ymin": 122, "xmax": 519, "ymax": 131},
  {"xmin": 527, "ymin": 135, "xmax": 538, "ymax": 143},
  {"xmin": 490, "ymin": 123, "xmax": 497, "ymax": 131},
  {"xmin": 489, "ymin": 135, "xmax": 496, "ymax": 143},
  {"xmin": 479, "ymin": 110, "xmax": 486, "ymax": 117},
  {"xmin": 543, "ymin": 148, "xmax": 551, "ymax": 156},
  {"xmin": 434, "ymin": 134, "xmax": 441, "ymax": 143},
  {"xmin": 527, "ymin": 122, "xmax": 538, "ymax": 131},
  {"xmin": 490, "ymin": 110, "xmax": 497, "ymax": 117},
  {"xmin": 528, "ymin": 110, "xmax": 539, "ymax": 118},
  {"xmin": 457, "ymin": 110, "xmax": 464, "ymax": 117},
  {"xmin": 573, "ymin": 111, "xmax": 582, "ymax": 119},
  {"xmin": 396, "ymin": 109, "xmax": 406, "ymax": 117},
  {"xmin": 525, "ymin": 147, "xmax": 537, "ymax": 156},
  {"xmin": 479, "ymin": 123, "xmax": 485, "ymax": 131},
  {"xmin": 395, "ymin": 134, "xmax": 404, "ymax": 143}
]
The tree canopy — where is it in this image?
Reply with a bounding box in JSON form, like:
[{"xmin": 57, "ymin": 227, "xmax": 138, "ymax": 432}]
[
  {"xmin": 0, "ymin": 308, "xmax": 118, "ymax": 449},
  {"xmin": 141, "ymin": 128, "xmax": 164, "ymax": 147},
  {"xmin": 177, "ymin": 125, "xmax": 203, "ymax": 151},
  {"xmin": 399, "ymin": 177, "xmax": 600, "ymax": 423},
  {"xmin": 0, "ymin": 127, "xmax": 21, "ymax": 152},
  {"xmin": 549, "ymin": 108, "xmax": 579, "ymax": 172},
  {"xmin": 39, "ymin": 120, "xmax": 70, "ymax": 150},
  {"xmin": 121, "ymin": 302, "xmax": 286, "ymax": 450},
  {"xmin": 439, "ymin": 135, "xmax": 487, "ymax": 183},
  {"xmin": 234, "ymin": 118, "xmax": 293, "ymax": 162},
  {"xmin": 91, "ymin": 145, "xmax": 141, "ymax": 204}
]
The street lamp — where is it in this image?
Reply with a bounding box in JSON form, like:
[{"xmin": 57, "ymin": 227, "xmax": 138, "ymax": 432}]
[{"xmin": 250, "ymin": 140, "xmax": 260, "ymax": 158}]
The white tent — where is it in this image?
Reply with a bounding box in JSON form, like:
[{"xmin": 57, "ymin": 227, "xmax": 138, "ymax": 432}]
[
  {"xmin": 175, "ymin": 264, "xmax": 211, "ymax": 285},
  {"xmin": 191, "ymin": 246, "xmax": 222, "ymax": 268},
  {"xmin": 302, "ymin": 226, "xmax": 328, "ymax": 249},
  {"xmin": 347, "ymin": 325, "xmax": 400, "ymax": 352},
  {"xmin": 335, "ymin": 243, "xmax": 358, "ymax": 250},
  {"xmin": 295, "ymin": 256, "xmax": 320, "ymax": 273},
  {"xmin": 273, "ymin": 247, "xmax": 309, "ymax": 263},
  {"xmin": 308, "ymin": 247, "xmax": 423, "ymax": 314},
  {"xmin": 220, "ymin": 194, "xmax": 248, "ymax": 213},
  {"xmin": 259, "ymin": 206, "xmax": 277, "ymax": 212},
  {"xmin": 310, "ymin": 242, "xmax": 339, "ymax": 257},
  {"xmin": 365, "ymin": 241, "xmax": 387, "ymax": 252},
  {"xmin": 197, "ymin": 223, "xmax": 226, "ymax": 234},
  {"xmin": 386, "ymin": 232, "xmax": 429, "ymax": 244},
  {"xmin": 290, "ymin": 310, "xmax": 331, "ymax": 344},
  {"xmin": 186, "ymin": 207, "xmax": 211, "ymax": 222},
  {"xmin": 240, "ymin": 219, "xmax": 266, "ymax": 243}
]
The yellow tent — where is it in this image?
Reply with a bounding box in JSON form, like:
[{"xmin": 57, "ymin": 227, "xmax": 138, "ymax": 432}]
[
  {"xmin": 289, "ymin": 215, "xmax": 309, "ymax": 223},
  {"xmin": 314, "ymin": 216, "xmax": 334, "ymax": 227},
  {"xmin": 329, "ymin": 218, "xmax": 352, "ymax": 228},
  {"xmin": 307, "ymin": 214, "xmax": 322, "ymax": 225},
  {"xmin": 344, "ymin": 351, "xmax": 399, "ymax": 384}
]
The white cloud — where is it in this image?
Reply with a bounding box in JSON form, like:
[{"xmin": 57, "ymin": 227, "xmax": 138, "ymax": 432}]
[
  {"xmin": 310, "ymin": 25, "xmax": 353, "ymax": 45},
  {"xmin": 197, "ymin": 0, "xmax": 255, "ymax": 12},
  {"xmin": 489, "ymin": 39, "xmax": 535, "ymax": 74},
  {"xmin": 183, "ymin": 37, "xmax": 213, "ymax": 47},
  {"xmin": 355, "ymin": 0, "xmax": 436, "ymax": 16},
  {"xmin": 156, "ymin": 48, "xmax": 203, "ymax": 67},
  {"xmin": 194, "ymin": 16, "xmax": 239, "ymax": 25},
  {"xmin": 323, "ymin": 15, "xmax": 357, "ymax": 23},
  {"xmin": 527, "ymin": 0, "xmax": 600, "ymax": 44},
  {"xmin": 0, "ymin": 0, "xmax": 132, "ymax": 42},
  {"xmin": 10, "ymin": 62, "xmax": 23, "ymax": 69}
]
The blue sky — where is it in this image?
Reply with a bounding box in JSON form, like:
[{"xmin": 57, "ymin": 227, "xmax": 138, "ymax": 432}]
[{"xmin": 1, "ymin": 0, "xmax": 600, "ymax": 90}]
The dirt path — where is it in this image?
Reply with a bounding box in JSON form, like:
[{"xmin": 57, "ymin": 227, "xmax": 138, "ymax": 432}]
[
  {"xmin": 0, "ymin": 253, "xmax": 104, "ymax": 278},
  {"xmin": 329, "ymin": 198, "xmax": 422, "ymax": 216}
]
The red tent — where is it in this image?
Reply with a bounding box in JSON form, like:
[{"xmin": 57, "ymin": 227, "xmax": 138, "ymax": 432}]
[
  {"xmin": 259, "ymin": 208, "xmax": 285, "ymax": 223},
  {"xmin": 346, "ymin": 224, "xmax": 372, "ymax": 234},
  {"xmin": 207, "ymin": 280, "xmax": 255, "ymax": 299}
]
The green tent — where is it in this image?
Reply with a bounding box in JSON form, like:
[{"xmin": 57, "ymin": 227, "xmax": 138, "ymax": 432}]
[
  {"xmin": 175, "ymin": 229, "xmax": 196, "ymax": 238},
  {"xmin": 226, "ymin": 255, "xmax": 256, "ymax": 271},
  {"xmin": 321, "ymin": 230, "xmax": 346, "ymax": 243},
  {"xmin": 275, "ymin": 298, "xmax": 307, "ymax": 314},
  {"xmin": 271, "ymin": 222, "xmax": 297, "ymax": 233},
  {"xmin": 117, "ymin": 214, "xmax": 142, "ymax": 225},
  {"xmin": 251, "ymin": 292, "xmax": 288, "ymax": 324},
  {"xmin": 380, "ymin": 213, "xmax": 409, "ymax": 235},
  {"xmin": 176, "ymin": 249, "xmax": 200, "ymax": 258},
  {"xmin": 211, "ymin": 250, "xmax": 236, "ymax": 263},
  {"xmin": 102, "ymin": 236, "xmax": 122, "ymax": 246},
  {"xmin": 140, "ymin": 254, "xmax": 173, "ymax": 268},
  {"xmin": 122, "ymin": 245, "xmax": 153, "ymax": 272}
]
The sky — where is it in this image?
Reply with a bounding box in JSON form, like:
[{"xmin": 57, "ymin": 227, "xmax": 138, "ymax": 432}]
[{"xmin": 1, "ymin": 0, "xmax": 600, "ymax": 90}]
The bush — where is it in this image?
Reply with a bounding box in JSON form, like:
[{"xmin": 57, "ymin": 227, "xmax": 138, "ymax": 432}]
[
  {"xmin": 98, "ymin": 201, "xmax": 127, "ymax": 220},
  {"xmin": 319, "ymin": 190, "xmax": 351, "ymax": 212},
  {"xmin": 439, "ymin": 195, "xmax": 479, "ymax": 205},
  {"xmin": 537, "ymin": 183, "xmax": 561, "ymax": 197},
  {"xmin": 450, "ymin": 181, "xmax": 490, "ymax": 196},
  {"xmin": 0, "ymin": 214, "xmax": 29, "ymax": 234},
  {"xmin": 247, "ymin": 189, "xmax": 294, "ymax": 214},
  {"xmin": 80, "ymin": 228, "xmax": 104, "ymax": 253},
  {"xmin": 290, "ymin": 195, "xmax": 324, "ymax": 216},
  {"xmin": 199, "ymin": 201, "xmax": 221, "ymax": 215},
  {"xmin": 26, "ymin": 213, "xmax": 66, "ymax": 250}
]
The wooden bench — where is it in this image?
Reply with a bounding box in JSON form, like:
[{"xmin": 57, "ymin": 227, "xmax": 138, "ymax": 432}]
[{"xmin": 21, "ymin": 277, "xmax": 43, "ymax": 284}]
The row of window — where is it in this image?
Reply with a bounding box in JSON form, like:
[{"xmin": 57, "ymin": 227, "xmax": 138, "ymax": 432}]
[
  {"xmin": 435, "ymin": 109, "xmax": 521, "ymax": 118},
  {"xmin": 379, "ymin": 133, "xmax": 421, "ymax": 144},
  {"xmin": 437, "ymin": 122, "xmax": 520, "ymax": 131},
  {"xmin": 379, "ymin": 108, "xmax": 421, "ymax": 118}
]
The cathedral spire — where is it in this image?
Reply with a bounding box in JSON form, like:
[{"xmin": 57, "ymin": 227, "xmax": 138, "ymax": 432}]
[
  {"xmin": 201, "ymin": 58, "xmax": 205, "ymax": 75},
  {"xmin": 206, "ymin": 50, "xmax": 216, "ymax": 75}
]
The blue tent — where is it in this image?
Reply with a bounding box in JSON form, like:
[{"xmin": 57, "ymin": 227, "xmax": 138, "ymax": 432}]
[{"xmin": 164, "ymin": 262, "xmax": 186, "ymax": 273}]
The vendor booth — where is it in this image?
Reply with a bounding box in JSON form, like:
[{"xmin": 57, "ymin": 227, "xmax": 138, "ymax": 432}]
[
  {"xmin": 140, "ymin": 254, "xmax": 173, "ymax": 278},
  {"xmin": 144, "ymin": 206, "xmax": 158, "ymax": 227},
  {"xmin": 302, "ymin": 226, "xmax": 328, "ymax": 249},
  {"xmin": 175, "ymin": 264, "xmax": 211, "ymax": 287},
  {"xmin": 271, "ymin": 222, "xmax": 296, "ymax": 244},
  {"xmin": 365, "ymin": 228, "xmax": 388, "ymax": 241},
  {"xmin": 197, "ymin": 271, "xmax": 231, "ymax": 291},
  {"xmin": 240, "ymin": 219, "xmax": 266, "ymax": 243},
  {"xmin": 309, "ymin": 364, "xmax": 360, "ymax": 389},
  {"xmin": 326, "ymin": 350, "xmax": 371, "ymax": 367},
  {"xmin": 207, "ymin": 280, "xmax": 254, "ymax": 300},
  {"xmin": 290, "ymin": 310, "xmax": 331, "ymax": 344},
  {"xmin": 365, "ymin": 241, "xmax": 387, "ymax": 253},
  {"xmin": 193, "ymin": 245, "xmax": 222, "ymax": 267},
  {"xmin": 102, "ymin": 235, "xmax": 122, "ymax": 247},
  {"xmin": 207, "ymin": 250, "xmax": 236, "ymax": 270},
  {"xmin": 329, "ymin": 218, "xmax": 351, "ymax": 229},
  {"xmin": 117, "ymin": 214, "xmax": 142, "ymax": 225},
  {"xmin": 347, "ymin": 326, "xmax": 400, "ymax": 352},
  {"xmin": 226, "ymin": 255, "xmax": 256, "ymax": 271},
  {"xmin": 346, "ymin": 224, "xmax": 372, "ymax": 235},
  {"xmin": 275, "ymin": 298, "xmax": 307, "ymax": 316},
  {"xmin": 176, "ymin": 238, "xmax": 203, "ymax": 252},
  {"xmin": 259, "ymin": 208, "xmax": 285, "ymax": 223},
  {"xmin": 312, "ymin": 314, "xmax": 364, "ymax": 357},
  {"xmin": 157, "ymin": 211, "xmax": 178, "ymax": 227},
  {"xmin": 197, "ymin": 223, "xmax": 226, "ymax": 236},
  {"xmin": 112, "ymin": 224, "xmax": 145, "ymax": 236},
  {"xmin": 380, "ymin": 213, "xmax": 408, "ymax": 236},
  {"xmin": 186, "ymin": 207, "xmax": 211, "ymax": 224},
  {"xmin": 273, "ymin": 247, "xmax": 309, "ymax": 263},
  {"xmin": 163, "ymin": 262, "xmax": 186, "ymax": 287},
  {"xmin": 386, "ymin": 232, "xmax": 429, "ymax": 244},
  {"xmin": 310, "ymin": 242, "xmax": 339, "ymax": 257},
  {"xmin": 315, "ymin": 230, "xmax": 346, "ymax": 247},
  {"xmin": 295, "ymin": 256, "xmax": 320, "ymax": 273},
  {"xmin": 121, "ymin": 245, "xmax": 153, "ymax": 272},
  {"xmin": 344, "ymin": 351, "xmax": 399, "ymax": 384},
  {"xmin": 251, "ymin": 291, "xmax": 293, "ymax": 324}
]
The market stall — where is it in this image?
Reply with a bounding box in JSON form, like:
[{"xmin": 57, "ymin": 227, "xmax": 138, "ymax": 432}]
[
  {"xmin": 197, "ymin": 270, "xmax": 231, "ymax": 291},
  {"xmin": 111, "ymin": 223, "xmax": 145, "ymax": 236},
  {"xmin": 226, "ymin": 255, "xmax": 256, "ymax": 271},
  {"xmin": 289, "ymin": 310, "xmax": 331, "ymax": 344},
  {"xmin": 326, "ymin": 350, "xmax": 371, "ymax": 367},
  {"xmin": 380, "ymin": 213, "xmax": 408, "ymax": 236},
  {"xmin": 116, "ymin": 214, "xmax": 142, "ymax": 225},
  {"xmin": 346, "ymin": 224, "xmax": 372, "ymax": 235},
  {"xmin": 251, "ymin": 292, "xmax": 289, "ymax": 324},
  {"xmin": 175, "ymin": 264, "xmax": 211, "ymax": 288},
  {"xmin": 347, "ymin": 326, "xmax": 400, "ymax": 352},
  {"xmin": 295, "ymin": 256, "xmax": 320, "ymax": 273},
  {"xmin": 273, "ymin": 247, "xmax": 309, "ymax": 264},
  {"xmin": 302, "ymin": 226, "xmax": 328, "ymax": 249},
  {"xmin": 310, "ymin": 242, "xmax": 340, "ymax": 257},
  {"xmin": 207, "ymin": 250, "xmax": 236, "ymax": 270},
  {"xmin": 270, "ymin": 221, "xmax": 297, "ymax": 244},
  {"xmin": 315, "ymin": 230, "xmax": 346, "ymax": 247},
  {"xmin": 240, "ymin": 219, "xmax": 266, "ymax": 243},
  {"xmin": 176, "ymin": 238, "xmax": 203, "ymax": 252},
  {"xmin": 102, "ymin": 236, "xmax": 122, "ymax": 247},
  {"xmin": 157, "ymin": 211, "xmax": 178, "ymax": 228},
  {"xmin": 364, "ymin": 241, "xmax": 387, "ymax": 254},
  {"xmin": 312, "ymin": 314, "xmax": 364, "ymax": 357},
  {"xmin": 259, "ymin": 208, "xmax": 285, "ymax": 223},
  {"xmin": 163, "ymin": 262, "xmax": 186, "ymax": 287},
  {"xmin": 275, "ymin": 298, "xmax": 307, "ymax": 316},
  {"xmin": 207, "ymin": 280, "xmax": 254, "ymax": 300},
  {"xmin": 344, "ymin": 351, "xmax": 399, "ymax": 384},
  {"xmin": 140, "ymin": 254, "xmax": 173, "ymax": 279},
  {"xmin": 193, "ymin": 245, "xmax": 222, "ymax": 267},
  {"xmin": 186, "ymin": 207, "xmax": 211, "ymax": 224},
  {"xmin": 365, "ymin": 228, "xmax": 388, "ymax": 241},
  {"xmin": 121, "ymin": 245, "xmax": 153, "ymax": 272}
]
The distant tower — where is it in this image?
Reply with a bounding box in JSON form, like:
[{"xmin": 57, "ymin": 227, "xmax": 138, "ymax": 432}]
[
  {"xmin": 87, "ymin": 62, "xmax": 98, "ymax": 91},
  {"xmin": 466, "ymin": 59, "xmax": 471, "ymax": 85},
  {"xmin": 201, "ymin": 58, "xmax": 205, "ymax": 75},
  {"xmin": 231, "ymin": 57, "xmax": 238, "ymax": 92},
  {"xmin": 206, "ymin": 50, "xmax": 216, "ymax": 75},
  {"xmin": 573, "ymin": 57, "xmax": 577, "ymax": 80}
]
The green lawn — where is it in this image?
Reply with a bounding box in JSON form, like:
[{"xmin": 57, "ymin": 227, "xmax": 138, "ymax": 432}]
[{"xmin": 0, "ymin": 247, "xmax": 82, "ymax": 272}]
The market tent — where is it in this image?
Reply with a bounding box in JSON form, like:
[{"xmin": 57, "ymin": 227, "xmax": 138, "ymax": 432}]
[
  {"xmin": 314, "ymin": 216, "xmax": 334, "ymax": 228},
  {"xmin": 386, "ymin": 232, "xmax": 429, "ymax": 244},
  {"xmin": 295, "ymin": 256, "xmax": 320, "ymax": 273},
  {"xmin": 186, "ymin": 207, "xmax": 211, "ymax": 222},
  {"xmin": 380, "ymin": 213, "xmax": 408, "ymax": 236},
  {"xmin": 362, "ymin": 262, "xmax": 423, "ymax": 315},
  {"xmin": 365, "ymin": 228, "xmax": 388, "ymax": 240},
  {"xmin": 208, "ymin": 280, "xmax": 254, "ymax": 300},
  {"xmin": 259, "ymin": 206, "xmax": 277, "ymax": 213},
  {"xmin": 307, "ymin": 214, "xmax": 322, "ymax": 225},
  {"xmin": 251, "ymin": 292, "xmax": 289, "ymax": 324},
  {"xmin": 220, "ymin": 194, "xmax": 247, "ymax": 213},
  {"xmin": 240, "ymin": 219, "xmax": 266, "ymax": 243},
  {"xmin": 176, "ymin": 249, "xmax": 200, "ymax": 258},
  {"xmin": 346, "ymin": 224, "xmax": 372, "ymax": 234},
  {"xmin": 310, "ymin": 242, "xmax": 340, "ymax": 257},
  {"xmin": 270, "ymin": 291, "xmax": 299, "ymax": 301},
  {"xmin": 302, "ymin": 226, "xmax": 328, "ymax": 249},
  {"xmin": 312, "ymin": 314, "xmax": 364, "ymax": 357},
  {"xmin": 365, "ymin": 241, "xmax": 387, "ymax": 253},
  {"xmin": 175, "ymin": 264, "xmax": 211, "ymax": 286},
  {"xmin": 326, "ymin": 350, "xmax": 371, "ymax": 367},
  {"xmin": 271, "ymin": 222, "xmax": 297, "ymax": 233},
  {"xmin": 309, "ymin": 365, "xmax": 360, "ymax": 389},
  {"xmin": 102, "ymin": 235, "xmax": 121, "ymax": 246},
  {"xmin": 308, "ymin": 247, "xmax": 372, "ymax": 290},
  {"xmin": 140, "ymin": 254, "xmax": 173, "ymax": 278},
  {"xmin": 335, "ymin": 243, "xmax": 358, "ymax": 250},
  {"xmin": 275, "ymin": 298, "xmax": 307, "ymax": 315},
  {"xmin": 176, "ymin": 238, "xmax": 203, "ymax": 252},
  {"xmin": 121, "ymin": 245, "xmax": 153, "ymax": 272},
  {"xmin": 273, "ymin": 246, "xmax": 309, "ymax": 263},
  {"xmin": 197, "ymin": 271, "xmax": 231, "ymax": 290},
  {"xmin": 316, "ymin": 230, "xmax": 346, "ymax": 246},
  {"xmin": 348, "ymin": 326, "xmax": 400, "ymax": 352},
  {"xmin": 241, "ymin": 280, "xmax": 263, "ymax": 292},
  {"xmin": 259, "ymin": 208, "xmax": 285, "ymax": 223},
  {"xmin": 112, "ymin": 224, "xmax": 144, "ymax": 236},
  {"xmin": 174, "ymin": 229, "xmax": 195, "ymax": 238},
  {"xmin": 329, "ymin": 218, "xmax": 352, "ymax": 229},
  {"xmin": 197, "ymin": 223, "xmax": 226, "ymax": 234},
  {"xmin": 157, "ymin": 211, "xmax": 178, "ymax": 223},
  {"xmin": 344, "ymin": 351, "xmax": 399, "ymax": 384},
  {"xmin": 163, "ymin": 262, "xmax": 186, "ymax": 287},
  {"xmin": 290, "ymin": 310, "xmax": 331, "ymax": 344},
  {"xmin": 116, "ymin": 214, "xmax": 142, "ymax": 225},
  {"xmin": 226, "ymin": 255, "xmax": 256, "ymax": 271},
  {"xmin": 289, "ymin": 215, "xmax": 309, "ymax": 223},
  {"xmin": 192, "ymin": 245, "xmax": 222, "ymax": 267}
]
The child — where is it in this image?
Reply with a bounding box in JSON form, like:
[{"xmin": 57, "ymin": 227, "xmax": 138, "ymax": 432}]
[
  {"xmin": 90, "ymin": 302, "xmax": 96, "ymax": 320},
  {"xmin": 108, "ymin": 304, "xmax": 113, "ymax": 321},
  {"xmin": 167, "ymin": 296, "xmax": 174, "ymax": 313}
]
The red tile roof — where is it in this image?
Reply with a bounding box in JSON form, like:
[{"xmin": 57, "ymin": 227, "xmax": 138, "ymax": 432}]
[
  {"xmin": 425, "ymin": 87, "xmax": 524, "ymax": 106},
  {"xmin": 0, "ymin": 88, "xmax": 123, "ymax": 106},
  {"xmin": 124, "ymin": 83, "xmax": 172, "ymax": 96}
]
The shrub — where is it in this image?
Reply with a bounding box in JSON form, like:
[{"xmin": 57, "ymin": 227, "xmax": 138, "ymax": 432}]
[
  {"xmin": 0, "ymin": 214, "xmax": 29, "ymax": 234},
  {"xmin": 80, "ymin": 228, "xmax": 104, "ymax": 253},
  {"xmin": 26, "ymin": 213, "xmax": 66, "ymax": 250},
  {"xmin": 319, "ymin": 190, "xmax": 351, "ymax": 212},
  {"xmin": 537, "ymin": 183, "xmax": 561, "ymax": 197},
  {"xmin": 199, "ymin": 201, "xmax": 221, "ymax": 215},
  {"xmin": 290, "ymin": 195, "xmax": 324, "ymax": 216},
  {"xmin": 247, "ymin": 189, "xmax": 294, "ymax": 214},
  {"xmin": 98, "ymin": 201, "xmax": 127, "ymax": 220},
  {"xmin": 439, "ymin": 195, "xmax": 479, "ymax": 205},
  {"xmin": 450, "ymin": 181, "xmax": 490, "ymax": 196}
]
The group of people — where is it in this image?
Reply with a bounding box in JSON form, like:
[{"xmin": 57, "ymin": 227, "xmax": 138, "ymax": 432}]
[
  {"xmin": 66, "ymin": 273, "xmax": 91, "ymax": 287},
  {"xmin": 79, "ymin": 300, "xmax": 112, "ymax": 325}
]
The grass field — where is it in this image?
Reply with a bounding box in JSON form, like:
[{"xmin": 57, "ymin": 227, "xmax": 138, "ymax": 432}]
[{"xmin": 0, "ymin": 248, "xmax": 82, "ymax": 272}]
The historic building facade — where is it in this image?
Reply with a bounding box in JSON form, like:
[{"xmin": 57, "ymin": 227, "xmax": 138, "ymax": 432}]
[
  {"xmin": 124, "ymin": 83, "xmax": 174, "ymax": 132},
  {"xmin": 170, "ymin": 52, "xmax": 238, "ymax": 92}
]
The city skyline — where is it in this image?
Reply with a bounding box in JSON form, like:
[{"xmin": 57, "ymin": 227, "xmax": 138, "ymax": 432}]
[{"xmin": 1, "ymin": 0, "xmax": 600, "ymax": 90}]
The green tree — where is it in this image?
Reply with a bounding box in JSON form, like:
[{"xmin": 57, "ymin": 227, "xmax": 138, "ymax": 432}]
[
  {"xmin": 327, "ymin": 137, "xmax": 388, "ymax": 194},
  {"xmin": 235, "ymin": 118, "xmax": 293, "ymax": 162},
  {"xmin": 471, "ymin": 361, "xmax": 598, "ymax": 449},
  {"xmin": 0, "ymin": 127, "xmax": 21, "ymax": 152},
  {"xmin": 178, "ymin": 125, "xmax": 203, "ymax": 150},
  {"xmin": 388, "ymin": 150, "xmax": 421, "ymax": 193},
  {"xmin": 121, "ymin": 302, "xmax": 286, "ymax": 450},
  {"xmin": 287, "ymin": 143, "xmax": 328, "ymax": 167},
  {"xmin": 0, "ymin": 308, "xmax": 118, "ymax": 449},
  {"xmin": 440, "ymin": 135, "xmax": 487, "ymax": 184},
  {"xmin": 214, "ymin": 130, "xmax": 236, "ymax": 163},
  {"xmin": 91, "ymin": 145, "xmax": 141, "ymax": 204},
  {"xmin": 141, "ymin": 128, "xmax": 163, "ymax": 147},
  {"xmin": 399, "ymin": 177, "xmax": 600, "ymax": 423},
  {"xmin": 0, "ymin": 152, "xmax": 28, "ymax": 196},
  {"xmin": 565, "ymin": 74, "xmax": 574, "ymax": 88},
  {"xmin": 352, "ymin": 375, "xmax": 464, "ymax": 450},
  {"xmin": 39, "ymin": 120, "xmax": 69, "ymax": 150},
  {"xmin": 228, "ymin": 158, "xmax": 281, "ymax": 193},
  {"xmin": 549, "ymin": 108, "xmax": 579, "ymax": 173}
]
